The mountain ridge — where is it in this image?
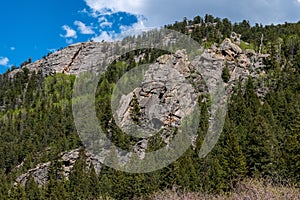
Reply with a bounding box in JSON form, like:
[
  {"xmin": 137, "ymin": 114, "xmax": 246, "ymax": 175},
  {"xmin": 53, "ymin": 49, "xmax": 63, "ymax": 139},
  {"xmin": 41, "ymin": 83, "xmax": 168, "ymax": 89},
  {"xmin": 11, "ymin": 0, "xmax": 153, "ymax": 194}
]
[{"xmin": 13, "ymin": 32, "xmax": 271, "ymax": 187}]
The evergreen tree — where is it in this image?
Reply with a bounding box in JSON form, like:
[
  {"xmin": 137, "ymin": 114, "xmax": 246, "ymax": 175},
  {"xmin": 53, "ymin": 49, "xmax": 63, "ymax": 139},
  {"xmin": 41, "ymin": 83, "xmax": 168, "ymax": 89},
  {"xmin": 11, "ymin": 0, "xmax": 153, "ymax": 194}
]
[
  {"xmin": 284, "ymin": 104, "xmax": 300, "ymax": 182},
  {"xmin": 201, "ymin": 156, "xmax": 226, "ymax": 193},
  {"xmin": 0, "ymin": 170, "xmax": 9, "ymax": 199},
  {"xmin": 89, "ymin": 163, "xmax": 101, "ymax": 199},
  {"xmin": 129, "ymin": 92, "xmax": 141, "ymax": 125},
  {"xmin": 244, "ymin": 77, "xmax": 261, "ymax": 117},
  {"xmin": 68, "ymin": 148, "xmax": 89, "ymax": 199},
  {"xmin": 220, "ymin": 115, "xmax": 247, "ymax": 188},
  {"xmin": 45, "ymin": 157, "xmax": 69, "ymax": 200},
  {"xmin": 25, "ymin": 175, "xmax": 42, "ymax": 200},
  {"xmin": 245, "ymin": 115, "xmax": 277, "ymax": 177},
  {"xmin": 9, "ymin": 184, "xmax": 26, "ymax": 200},
  {"xmin": 221, "ymin": 63, "xmax": 231, "ymax": 83}
]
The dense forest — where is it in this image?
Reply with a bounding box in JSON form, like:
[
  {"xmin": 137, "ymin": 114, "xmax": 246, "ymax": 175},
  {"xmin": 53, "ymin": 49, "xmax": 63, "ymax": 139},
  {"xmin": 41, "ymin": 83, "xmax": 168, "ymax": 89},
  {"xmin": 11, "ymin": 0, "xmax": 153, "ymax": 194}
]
[{"xmin": 0, "ymin": 14, "xmax": 300, "ymax": 199}]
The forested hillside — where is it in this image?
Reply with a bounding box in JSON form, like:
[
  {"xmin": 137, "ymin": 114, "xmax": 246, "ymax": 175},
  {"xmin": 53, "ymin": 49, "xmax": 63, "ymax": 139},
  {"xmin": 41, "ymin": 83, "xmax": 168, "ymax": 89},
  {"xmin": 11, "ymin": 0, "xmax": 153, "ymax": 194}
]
[{"xmin": 0, "ymin": 14, "xmax": 300, "ymax": 199}]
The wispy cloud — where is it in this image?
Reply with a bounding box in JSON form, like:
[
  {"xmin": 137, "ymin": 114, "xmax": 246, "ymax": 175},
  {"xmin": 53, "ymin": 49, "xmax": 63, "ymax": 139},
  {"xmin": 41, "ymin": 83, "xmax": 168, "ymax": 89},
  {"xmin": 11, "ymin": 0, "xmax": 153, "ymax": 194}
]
[
  {"xmin": 60, "ymin": 25, "xmax": 77, "ymax": 38},
  {"xmin": 92, "ymin": 17, "xmax": 151, "ymax": 42},
  {"xmin": 100, "ymin": 21, "xmax": 113, "ymax": 28},
  {"xmin": 47, "ymin": 48, "xmax": 57, "ymax": 53},
  {"xmin": 118, "ymin": 16, "xmax": 151, "ymax": 37},
  {"xmin": 83, "ymin": 0, "xmax": 300, "ymax": 26},
  {"xmin": 74, "ymin": 20, "xmax": 95, "ymax": 34},
  {"xmin": 84, "ymin": 0, "xmax": 144, "ymax": 16},
  {"xmin": 97, "ymin": 16, "xmax": 113, "ymax": 28},
  {"xmin": 66, "ymin": 39, "xmax": 74, "ymax": 44},
  {"xmin": 92, "ymin": 31, "xmax": 115, "ymax": 42},
  {"xmin": 0, "ymin": 57, "xmax": 9, "ymax": 66},
  {"xmin": 10, "ymin": 47, "xmax": 16, "ymax": 51},
  {"xmin": 79, "ymin": 8, "xmax": 89, "ymax": 15},
  {"xmin": 79, "ymin": 1, "xmax": 151, "ymax": 42}
]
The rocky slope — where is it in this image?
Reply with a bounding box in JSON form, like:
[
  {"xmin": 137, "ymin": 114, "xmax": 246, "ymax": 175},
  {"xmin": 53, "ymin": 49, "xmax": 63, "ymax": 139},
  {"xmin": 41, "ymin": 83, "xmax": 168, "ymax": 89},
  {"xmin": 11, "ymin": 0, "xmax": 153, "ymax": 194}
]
[
  {"xmin": 10, "ymin": 41, "xmax": 121, "ymax": 77},
  {"xmin": 15, "ymin": 148, "xmax": 102, "ymax": 186},
  {"xmin": 14, "ymin": 32, "xmax": 269, "ymax": 186}
]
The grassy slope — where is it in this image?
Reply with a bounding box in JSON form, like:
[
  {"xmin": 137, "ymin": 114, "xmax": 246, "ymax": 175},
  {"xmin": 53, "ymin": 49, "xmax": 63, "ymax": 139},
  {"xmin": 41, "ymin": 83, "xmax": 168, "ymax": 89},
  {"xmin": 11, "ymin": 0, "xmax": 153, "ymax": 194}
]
[{"xmin": 145, "ymin": 179, "xmax": 300, "ymax": 200}]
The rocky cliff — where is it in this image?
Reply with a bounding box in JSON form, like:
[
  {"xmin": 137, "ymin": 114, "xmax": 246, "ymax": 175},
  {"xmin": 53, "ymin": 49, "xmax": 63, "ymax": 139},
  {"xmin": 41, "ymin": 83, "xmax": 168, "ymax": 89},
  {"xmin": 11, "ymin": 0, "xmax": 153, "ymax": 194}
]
[
  {"xmin": 15, "ymin": 148, "xmax": 102, "ymax": 186},
  {"xmin": 14, "ymin": 32, "xmax": 269, "ymax": 186},
  {"xmin": 10, "ymin": 41, "xmax": 121, "ymax": 77}
]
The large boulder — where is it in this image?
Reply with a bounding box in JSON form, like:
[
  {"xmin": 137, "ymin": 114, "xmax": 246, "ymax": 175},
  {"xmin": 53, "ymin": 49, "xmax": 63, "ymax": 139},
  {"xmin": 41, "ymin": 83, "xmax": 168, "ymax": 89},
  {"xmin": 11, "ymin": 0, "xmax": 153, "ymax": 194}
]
[
  {"xmin": 238, "ymin": 54, "xmax": 251, "ymax": 68},
  {"xmin": 220, "ymin": 38, "xmax": 243, "ymax": 60},
  {"xmin": 230, "ymin": 32, "xmax": 241, "ymax": 45}
]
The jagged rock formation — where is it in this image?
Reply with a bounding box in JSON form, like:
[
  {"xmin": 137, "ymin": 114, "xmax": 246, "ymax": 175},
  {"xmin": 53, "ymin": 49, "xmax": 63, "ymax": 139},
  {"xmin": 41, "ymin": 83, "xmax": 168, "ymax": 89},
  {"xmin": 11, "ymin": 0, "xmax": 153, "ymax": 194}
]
[
  {"xmin": 15, "ymin": 162, "xmax": 50, "ymax": 186},
  {"xmin": 14, "ymin": 33, "xmax": 270, "ymax": 186},
  {"xmin": 9, "ymin": 41, "xmax": 121, "ymax": 77},
  {"xmin": 116, "ymin": 50, "xmax": 198, "ymax": 132},
  {"xmin": 201, "ymin": 37, "xmax": 269, "ymax": 96},
  {"xmin": 220, "ymin": 38, "xmax": 243, "ymax": 59},
  {"xmin": 15, "ymin": 148, "xmax": 103, "ymax": 187},
  {"xmin": 114, "ymin": 50, "xmax": 201, "ymax": 157},
  {"xmin": 230, "ymin": 32, "xmax": 241, "ymax": 45}
]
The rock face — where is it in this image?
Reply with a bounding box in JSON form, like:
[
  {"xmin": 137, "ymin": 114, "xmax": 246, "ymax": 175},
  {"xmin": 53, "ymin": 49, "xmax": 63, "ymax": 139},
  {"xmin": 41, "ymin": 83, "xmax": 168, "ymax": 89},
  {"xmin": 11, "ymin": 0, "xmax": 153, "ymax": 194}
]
[
  {"xmin": 15, "ymin": 162, "xmax": 50, "ymax": 186},
  {"xmin": 220, "ymin": 38, "xmax": 243, "ymax": 61},
  {"xmin": 15, "ymin": 148, "xmax": 103, "ymax": 187},
  {"xmin": 14, "ymin": 33, "xmax": 270, "ymax": 186},
  {"xmin": 230, "ymin": 32, "xmax": 241, "ymax": 45},
  {"xmin": 9, "ymin": 34, "xmax": 267, "ymax": 90},
  {"xmin": 9, "ymin": 41, "xmax": 120, "ymax": 77},
  {"xmin": 116, "ymin": 50, "xmax": 198, "ymax": 133},
  {"xmin": 114, "ymin": 50, "xmax": 200, "ymax": 158},
  {"xmin": 201, "ymin": 36, "xmax": 269, "ymax": 94}
]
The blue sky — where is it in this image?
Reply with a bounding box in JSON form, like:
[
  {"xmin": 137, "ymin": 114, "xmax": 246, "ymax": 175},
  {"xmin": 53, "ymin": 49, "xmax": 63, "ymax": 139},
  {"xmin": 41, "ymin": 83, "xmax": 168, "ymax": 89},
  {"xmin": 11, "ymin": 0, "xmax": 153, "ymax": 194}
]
[{"xmin": 1, "ymin": 0, "xmax": 300, "ymax": 73}]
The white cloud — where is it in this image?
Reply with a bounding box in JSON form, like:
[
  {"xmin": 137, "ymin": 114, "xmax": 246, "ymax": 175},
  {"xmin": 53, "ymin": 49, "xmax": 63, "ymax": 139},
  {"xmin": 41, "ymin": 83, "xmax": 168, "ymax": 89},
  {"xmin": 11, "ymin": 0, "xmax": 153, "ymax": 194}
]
[
  {"xmin": 91, "ymin": 15, "xmax": 152, "ymax": 42},
  {"xmin": 74, "ymin": 20, "xmax": 95, "ymax": 34},
  {"xmin": 66, "ymin": 39, "xmax": 74, "ymax": 44},
  {"xmin": 98, "ymin": 16, "xmax": 113, "ymax": 28},
  {"xmin": 79, "ymin": 0, "xmax": 300, "ymax": 44},
  {"xmin": 98, "ymin": 16, "xmax": 107, "ymax": 22},
  {"xmin": 10, "ymin": 47, "xmax": 16, "ymax": 51},
  {"xmin": 84, "ymin": 0, "xmax": 144, "ymax": 15},
  {"xmin": 100, "ymin": 21, "xmax": 113, "ymax": 28},
  {"xmin": 47, "ymin": 48, "xmax": 57, "ymax": 53},
  {"xmin": 84, "ymin": 0, "xmax": 300, "ymax": 26},
  {"xmin": 0, "ymin": 57, "xmax": 9, "ymax": 66},
  {"xmin": 79, "ymin": 8, "xmax": 89, "ymax": 14},
  {"xmin": 92, "ymin": 31, "xmax": 115, "ymax": 42},
  {"xmin": 60, "ymin": 25, "xmax": 77, "ymax": 38},
  {"xmin": 73, "ymin": 1, "xmax": 152, "ymax": 43},
  {"xmin": 119, "ymin": 16, "xmax": 152, "ymax": 37}
]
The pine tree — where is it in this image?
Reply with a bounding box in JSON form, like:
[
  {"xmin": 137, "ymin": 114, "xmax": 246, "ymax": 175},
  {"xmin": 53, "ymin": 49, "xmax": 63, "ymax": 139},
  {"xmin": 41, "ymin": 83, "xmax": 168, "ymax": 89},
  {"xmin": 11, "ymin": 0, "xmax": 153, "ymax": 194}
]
[
  {"xmin": 221, "ymin": 63, "xmax": 230, "ymax": 83},
  {"xmin": 245, "ymin": 115, "xmax": 277, "ymax": 177},
  {"xmin": 9, "ymin": 184, "xmax": 26, "ymax": 200},
  {"xmin": 89, "ymin": 163, "xmax": 101, "ymax": 199},
  {"xmin": 201, "ymin": 156, "xmax": 226, "ymax": 193},
  {"xmin": 129, "ymin": 92, "xmax": 141, "ymax": 125},
  {"xmin": 244, "ymin": 77, "xmax": 261, "ymax": 117},
  {"xmin": 0, "ymin": 170, "xmax": 9, "ymax": 199},
  {"xmin": 284, "ymin": 104, "xmax": 300, "ymax": 182},
  {"xmin": 175, "ymin": 148, "xmax": 199, "ymax": 190},
  {"xmin": 25, "ymin": 175, "xmax": 42, "ymax": 200},
  {"xmin": 45, "ymin": 158, "xmax": 68, "ymax": 200},
  {"xmin": 221, "ymin": 115, "xmax": 247, "ymax": 188},
  {"xmin": 99, "ymin": 147, "xmax": 124, "ymax": 199},
  {"xmin": 45, "ymin": 179, "xmax": 68, "ymax": 200},
  {"xmin": 68, "ymin": 148, "xmax": 89, "ymax": 199},
  {"xmin": 228, "ymin": 84, "xmax": 248, "ymax": 127}
]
